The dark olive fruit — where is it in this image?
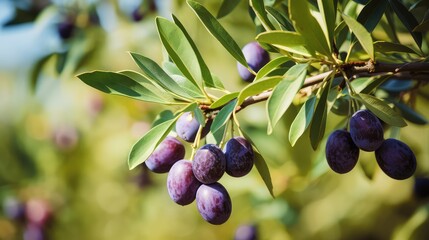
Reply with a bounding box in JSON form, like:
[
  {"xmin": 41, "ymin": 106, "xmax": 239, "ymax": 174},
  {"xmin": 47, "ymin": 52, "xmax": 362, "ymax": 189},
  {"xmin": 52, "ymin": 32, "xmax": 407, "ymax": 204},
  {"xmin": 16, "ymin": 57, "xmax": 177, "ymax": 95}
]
[
  {"xmin": 237, "ymin": 42, "xmax": 270, "ymax": 82},
  {"xmin": 131, "ymin": 7, "xmax": 144, "ymax": 22},
  {"xmin": 192, "ymin": 144, "xmax": 226, "ymax": 184},
  {"xmin": 224, "ymin": 137, "xmax": 254, "ymax": 177},
  {"xmin": 375, "ymin": 138, "xmax": 417, "ymax": 180},
  {"xmin": 57, "ymin": 20, "xmax": 75, "ymax": 39},
  {"xmin": 234, "ymin": 223, "xmax": 258, "ymax": 240},
  {"xmin": 167, "ymin": 160, "xmax": 201, "ymax": 205},
  {"xmin": 325, "ymin": 130, "xmax": 360, "ymax": 174},
  {"xmin": 176, "ymin": 112, "xmax": 212, "ymax": 143},
  {"xmin": 196, "ymin": 183, "xmax": 232, "ymax": 225},
  {"xmin": 145, "ymin": 136, "xmax": 185, "ymax": 173},
  {"xmin": 349, "ymin": 109, "xmax": 384, "ymax": 151},
  {"xmin": 414, "ymin": 177, "xmax": 429, "ymax": 199}
]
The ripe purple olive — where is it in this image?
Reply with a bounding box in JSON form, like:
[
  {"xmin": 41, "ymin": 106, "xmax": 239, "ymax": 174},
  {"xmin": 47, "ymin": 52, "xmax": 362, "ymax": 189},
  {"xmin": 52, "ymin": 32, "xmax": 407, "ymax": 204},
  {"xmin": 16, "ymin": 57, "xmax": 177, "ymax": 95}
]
[
  {"xmin": 237, "ymin": 42, "xmax": 270, "ymax": 82},
  {"xmin": 167, "ymin": 160, "xmax": 201, "ymax": 205},
  {"xmin": 325, "ymin": 130, "xmax": 360, "ymax": 174},
  {"xmin": 145, "ymin": 136, "xmax": 185, "ymax": 173},
  {"xmin": 196, "ymin": 183, "xmax": 232, "ymax": 225},
  {"xmin": 176, "ymin": 112, "xmax": 212, "ymax": 143},
  {"xmin": 23, "ymin": 223, "xmax": 45, "ymax": 240},
  {"xmin": 349, "ymin": 109, "xmax": 384, "ymax": 151},
  {"xmin": 2, "ymin": 196, "xmax": 26, "ymax": 221},
  {"xmin": 414, "ymin": 177, "xmax": 429, "ymax": 199},
  {"xmin": 224, "ymin": 137, "xmax": 254, "ymax": 177},
  {"xmin": 192, "ymin": 144, "xmax": 226, "ymax": 184},
  {"xmin": 375, "ymin": 138, "xmax": 417, "ymax": 180}
]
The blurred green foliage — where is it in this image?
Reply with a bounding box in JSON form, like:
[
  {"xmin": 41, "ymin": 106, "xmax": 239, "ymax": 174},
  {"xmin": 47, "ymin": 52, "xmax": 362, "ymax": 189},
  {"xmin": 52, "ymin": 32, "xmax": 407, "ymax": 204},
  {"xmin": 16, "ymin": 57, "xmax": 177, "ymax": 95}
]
[{"xmin": 1, "ymin": 0, "xmax": 429, "ymax": 239}]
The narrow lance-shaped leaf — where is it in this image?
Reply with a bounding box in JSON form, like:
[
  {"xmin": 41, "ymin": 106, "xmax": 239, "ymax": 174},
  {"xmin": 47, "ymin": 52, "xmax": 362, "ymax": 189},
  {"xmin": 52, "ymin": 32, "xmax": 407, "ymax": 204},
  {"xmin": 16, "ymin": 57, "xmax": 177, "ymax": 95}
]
[
  {"xmin": 156, "ymin": 17, "xmax": 205, "ymax": 91},
  {"xmin": 130, "ymin": 52, "xmax": 195, "ymax": 100},
  {"xmin": 289, "ymin": 95, "xmax": 317, "ymax": 146},
  {"xmin": 310, "ymin": 81, "xmax": 332, "ymax": 150},
  {"xmin": 267, "ymin": 63, "xmax": 308, "ymax": 134},
  {"xmin": 172, "ymin": 15, "xmax": 224, "ymax": 89},
  {"xmin": 289, "ymin": 0, "xmax": 332, "ymax": 58},
  {"xmin": 128, "ymin": 117, "xmax": 179, "ymax": 169},
  {"xmin": 342, "ymin": 14, "xmax": 374, "ymax": 59},
  {"xmin": 317, "ymin": 0, "xmax": 336, "ymax": 49},
  {"xmin": 250, "ymin": 0, "xmax": 276, "ymax": 30},
  {"xmin": 210, "ymin": 92, "xmax": 239, "ymax": 109},
  {"xmin": 187, "ymin": 0, "xmax": 248, "ymax": 67},
  {"xmin": 354, "ymin": 93, "xmax": 407, "ymax": 127},
  {"xmin": 266, "ymin": 6, "xmax": 295, "ymax": 31},
  {"xmin": 393, "ymin": 101, "xmax": 428, "ymax": 125},
  {"xmin": 255, "ymin": 56, "xmax": 291, "ymax": 80},
  {"xmin": 374, "ymin": 41, "xmax": 418, "ymax": 55},
  {"xmin": 239, "ymin": 128, "xmax": 274, "ymax": 197},
  {"xmin": 217, "ymin": 0, "xmax": 241, "ymax": 19},
  {"xmin": 389, "ymin": 0, "xmax": 423, "ymax": 48},
  {"xmin": 237, "ymin": 76, "xmax": 283, "ymax": 105},
  {"xmin": 77, "ymin": 71, "xmax": 173, "ymax": 104},
  {"xmin": 210, "ymin": 99, "xmax": 238, "ymax": 133},
  {"xmin": 256, "ymin": 31, "xmax": 312, "ymax": 57},
  {"xmin": 357, "ymin": 0, "xmax": 388, "ymax": 33}
]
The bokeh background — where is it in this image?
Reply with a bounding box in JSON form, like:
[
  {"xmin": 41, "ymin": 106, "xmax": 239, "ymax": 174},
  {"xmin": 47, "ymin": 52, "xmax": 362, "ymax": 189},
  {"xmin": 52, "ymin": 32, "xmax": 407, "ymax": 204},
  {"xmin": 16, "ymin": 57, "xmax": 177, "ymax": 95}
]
[{"xmin": 1, "ymin": 0, "xmax": 429, "ymax": 239}]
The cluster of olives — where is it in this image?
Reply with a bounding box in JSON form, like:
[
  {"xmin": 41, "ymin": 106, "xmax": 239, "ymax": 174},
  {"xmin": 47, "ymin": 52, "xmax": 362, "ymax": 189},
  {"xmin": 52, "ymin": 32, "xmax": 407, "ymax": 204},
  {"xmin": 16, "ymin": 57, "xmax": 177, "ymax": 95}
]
[
  {"xmin": 145, "ymin": 112, "xmax": 255, "ymax": 224},
  {"xmin": 2, "ymin": 197, "xmax": 53, "ymax": 240},
  {"xmin": 325, "ymin": 109, "xmax": 417, "ymax": 180}
]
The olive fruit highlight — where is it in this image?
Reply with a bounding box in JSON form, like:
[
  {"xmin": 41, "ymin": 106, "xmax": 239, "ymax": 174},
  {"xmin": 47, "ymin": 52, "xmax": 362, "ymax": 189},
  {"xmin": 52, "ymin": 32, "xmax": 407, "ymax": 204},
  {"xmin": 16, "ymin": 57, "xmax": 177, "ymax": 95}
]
[
  {"xmin": 196, "ymin": 183, "xmax": 232, "ymax": 225},
  {"xmin": 349, "ymin": 109, "xmax": 384, "ymax": 151},
  {"xmin": 167, "ymin": 160, "xmax": 201, "ymax": 205},
  {"xmin": 224, "ymin": 137, "xmax": 254, "ymax": 177},
  {"xmin": 145, "ymin": 136, "xmax": 185, "ymax": 173},
  {"xmin": 192, "ymin": 144, "xmax": 226, "ymax": 184}
]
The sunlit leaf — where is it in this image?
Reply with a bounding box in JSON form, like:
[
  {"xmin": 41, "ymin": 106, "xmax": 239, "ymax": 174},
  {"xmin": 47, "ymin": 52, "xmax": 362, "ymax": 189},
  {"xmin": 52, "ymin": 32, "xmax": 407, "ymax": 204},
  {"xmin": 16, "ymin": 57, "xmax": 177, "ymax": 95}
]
[
  {"xmin": 255, "ymin": 56, "xmax": 291, "ymax": 80},
  {"xmin": 77, "ymin": 71, "xmax": 174, "ymax": 104},
  {"xmin": 237, "ymin": 76, "xmax": 283, "ymax": 105},
  {"xmin": 128, "ymin": 117, "xmax": 179, "ymax": 169},
  {"xmin": 354, "ymin": 93, "xmax": 407, "ymax": 127},
  {"xmin": 156, "ymin": 17, "xmax": 205, "ymax": 90},
  {"xmin": 342, "ymin": 13, "xmax": 374, "ymax": 59},
  {"xmin": 250, "ymin": 0, "xmax": 275, "ymax": 30},
  {"xmin": 266, "ymin": 6, "xmax": 295, "ymax": 31},
  {"xmin": 130, "ymin": 52, "xmax": 195, "ymax": 100},
  {"xmin": 256, "ymin": 31, "xmax": 312, "ymax": 57},
  {"xmin": 289, "ymin": 95, "xmax": 317, "ymax": 146},
  {"xmin": 289, "ymin": 0, "xmax": 331, "ymax": 57},
  {"xmin": 267, "ymin": 64, "xmax": 308, "ymax": 134},
  {"xmin": 210, "ymin": 99, "xmax": 237, "ymax": 133},
  {"xmin": 193, "ymin": 107, "xmax": 206, "ymax": 127},
  {"xmin": 187, "ymin": 0, "xmax": 248, "ymax": 67},
  {"xmin": 317, "ymin": 0, "xmax": 336, "ymax": 49},
  {"xmin": 350, "ymin": 74, "xmax": 392, "ymax": 94},
  {"xmin": 172, "ymin": 15, "xmax": 224, "ymax": 89},
  {"xmin": 217, "ymin": 0, "xmax": 241, "ymax": 19},
  {"xmin": 210, "ymin": 92, "xmax": 239, "ymax": 109}
]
